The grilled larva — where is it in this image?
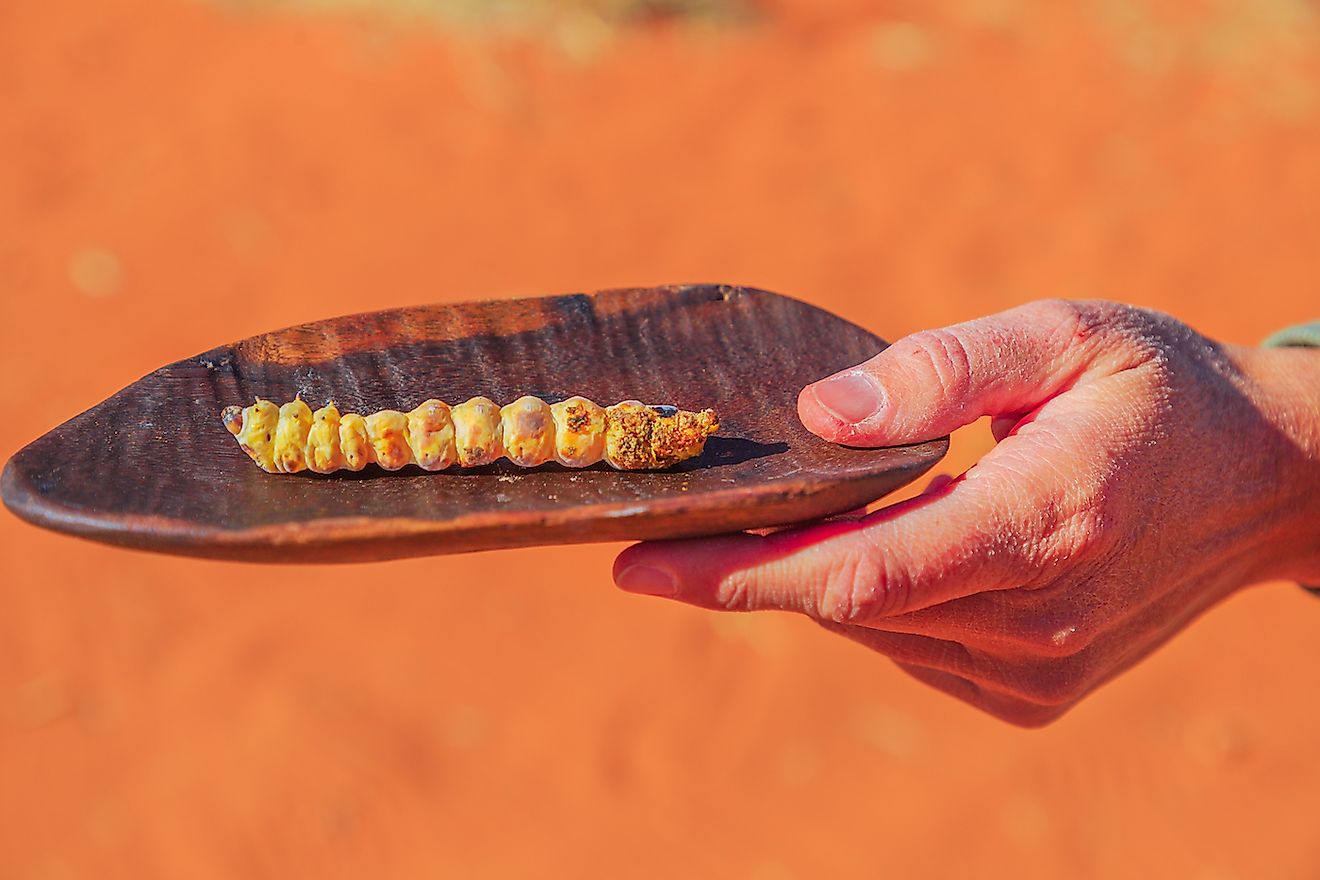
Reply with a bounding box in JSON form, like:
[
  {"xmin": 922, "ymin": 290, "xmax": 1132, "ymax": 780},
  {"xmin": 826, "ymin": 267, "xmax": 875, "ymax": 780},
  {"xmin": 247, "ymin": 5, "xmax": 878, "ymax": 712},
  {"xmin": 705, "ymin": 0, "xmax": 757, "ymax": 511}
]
[{"xmin": 221, "ymin": 395, "xmax": 719, "ymax": 473}]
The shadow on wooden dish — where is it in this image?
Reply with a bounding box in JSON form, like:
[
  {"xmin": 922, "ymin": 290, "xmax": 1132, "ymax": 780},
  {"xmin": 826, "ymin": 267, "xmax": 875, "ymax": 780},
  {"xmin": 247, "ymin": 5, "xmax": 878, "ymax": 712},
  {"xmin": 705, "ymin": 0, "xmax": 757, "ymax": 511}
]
[{"xmin": 1, "ymin": 285, "xmax": 947, "ymax": 562}]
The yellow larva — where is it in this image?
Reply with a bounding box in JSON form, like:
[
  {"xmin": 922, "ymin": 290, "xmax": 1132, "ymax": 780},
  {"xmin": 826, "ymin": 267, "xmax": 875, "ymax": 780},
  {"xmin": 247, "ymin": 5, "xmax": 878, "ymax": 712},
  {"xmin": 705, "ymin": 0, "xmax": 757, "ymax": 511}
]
[{"xmin": 221, "ymin": 395, "xmax": 719, "ymax": 473}]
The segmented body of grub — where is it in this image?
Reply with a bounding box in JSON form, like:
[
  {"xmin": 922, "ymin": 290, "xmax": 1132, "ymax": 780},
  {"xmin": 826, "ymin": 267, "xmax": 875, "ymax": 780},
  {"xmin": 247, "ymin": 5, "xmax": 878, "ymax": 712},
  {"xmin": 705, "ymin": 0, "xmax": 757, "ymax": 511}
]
[{"xmin": 221, "ymin": 396, "xmax": 720, "ymax": 473}]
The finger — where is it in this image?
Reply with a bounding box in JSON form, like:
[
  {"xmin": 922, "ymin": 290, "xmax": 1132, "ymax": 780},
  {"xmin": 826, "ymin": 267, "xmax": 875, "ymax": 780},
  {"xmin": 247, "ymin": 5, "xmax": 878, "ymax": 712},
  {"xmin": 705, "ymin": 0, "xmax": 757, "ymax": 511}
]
[
  {"xmin": 869, "ymin": 539, "xmax": 1225, "ymax": 658},
  {"xmin": 920, "ymin": 473, "xmax": 954, "ymax": 495},
  {"xmin": 818, "ymin": 621, "xmax": 1040, "ymax": 704},
  {"xmin": 861, "ymin": 591, "xmax": 1063, "ymax": 654},
  {"xmin": 798, "ymin": 299, "xmax": 1103, "ymax": 447},
  {"xmin": 613, "ymin": 467, "xmax": 1036, "ymax": 622},
  {"xmin": 818, "ymin": 622, "xmax": 1067, "ymax": 726},
  {"xmin": 814, "ymin": 621, "xmax": 979, "ymax": 676},
  {"xmin": 990, "ymin": 414, "xmax": 1024, "ymax": 443},
  {"xmin": 890, "ymin": 662, "xmax": 1064, "ymax": 728},
  {"xmin": 858, "ymin": 587, "xmax": 1104, "ymax": 664}
]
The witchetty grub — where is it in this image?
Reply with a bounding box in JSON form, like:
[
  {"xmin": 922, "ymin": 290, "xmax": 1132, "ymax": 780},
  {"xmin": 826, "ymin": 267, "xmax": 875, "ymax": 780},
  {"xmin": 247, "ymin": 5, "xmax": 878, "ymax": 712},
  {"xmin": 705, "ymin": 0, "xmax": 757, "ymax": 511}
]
[{"xmin": 221, "ymin": 395, "xmax": 720, "ymax": 473}]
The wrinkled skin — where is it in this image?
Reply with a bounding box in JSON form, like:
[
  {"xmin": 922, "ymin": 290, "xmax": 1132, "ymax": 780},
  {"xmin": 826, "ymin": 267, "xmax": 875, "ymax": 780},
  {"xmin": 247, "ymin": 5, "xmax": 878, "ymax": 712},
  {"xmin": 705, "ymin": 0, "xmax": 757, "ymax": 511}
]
[{"xmin": 614, "ymin": 300, "xmax": 1320, "ymax": 727}]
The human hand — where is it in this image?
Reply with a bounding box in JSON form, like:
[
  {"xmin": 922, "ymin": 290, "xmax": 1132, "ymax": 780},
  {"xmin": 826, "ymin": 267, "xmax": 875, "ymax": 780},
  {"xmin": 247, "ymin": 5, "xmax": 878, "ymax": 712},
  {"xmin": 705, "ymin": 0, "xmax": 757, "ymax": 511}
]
[{"xmin": 613, "ymin": 300, "xmax": 1320, "ymax": 726}]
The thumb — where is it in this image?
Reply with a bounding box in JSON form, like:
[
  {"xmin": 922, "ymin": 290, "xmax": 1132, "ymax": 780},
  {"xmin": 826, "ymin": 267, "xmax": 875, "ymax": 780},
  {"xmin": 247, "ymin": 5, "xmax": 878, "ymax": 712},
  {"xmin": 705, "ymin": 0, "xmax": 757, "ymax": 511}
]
[{"xmin": 799, "ymin": 299, "xmax": 1101, "ymax": 446}]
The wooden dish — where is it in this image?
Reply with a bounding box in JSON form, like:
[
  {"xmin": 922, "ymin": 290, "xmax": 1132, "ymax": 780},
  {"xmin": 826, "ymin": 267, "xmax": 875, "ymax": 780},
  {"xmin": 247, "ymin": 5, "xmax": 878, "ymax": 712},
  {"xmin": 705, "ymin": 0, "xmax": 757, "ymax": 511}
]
[{"xmin": 1, "ymin": 285, "xmax": 947, "ymax": 563}]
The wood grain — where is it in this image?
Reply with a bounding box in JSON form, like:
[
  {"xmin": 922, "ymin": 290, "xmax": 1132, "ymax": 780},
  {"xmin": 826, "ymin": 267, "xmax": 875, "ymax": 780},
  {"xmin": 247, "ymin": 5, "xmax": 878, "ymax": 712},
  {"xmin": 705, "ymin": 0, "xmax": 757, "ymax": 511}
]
[{"xmin": 1, "ymin": 285, "xmax": 947, "ymax": 562}]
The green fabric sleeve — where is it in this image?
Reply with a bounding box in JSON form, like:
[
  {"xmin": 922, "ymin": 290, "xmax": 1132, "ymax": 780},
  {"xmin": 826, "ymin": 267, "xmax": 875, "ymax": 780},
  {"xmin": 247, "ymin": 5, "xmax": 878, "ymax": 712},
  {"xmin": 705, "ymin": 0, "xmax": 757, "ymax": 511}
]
[
  {"xmin": 1261, "ymin": 321, "xmax": 1320, "ymax": 595},
  {"xmin": 1261, "ymin": 320, "xmax": 1320, "ymax": 349}
]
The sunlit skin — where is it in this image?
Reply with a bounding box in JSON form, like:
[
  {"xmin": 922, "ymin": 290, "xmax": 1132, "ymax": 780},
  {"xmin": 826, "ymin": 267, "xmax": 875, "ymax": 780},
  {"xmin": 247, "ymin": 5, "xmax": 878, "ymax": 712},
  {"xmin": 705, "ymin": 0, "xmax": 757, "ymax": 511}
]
[{"xmin": 614, "ymin": 299, "xmax": 1320, "ymax": 727}]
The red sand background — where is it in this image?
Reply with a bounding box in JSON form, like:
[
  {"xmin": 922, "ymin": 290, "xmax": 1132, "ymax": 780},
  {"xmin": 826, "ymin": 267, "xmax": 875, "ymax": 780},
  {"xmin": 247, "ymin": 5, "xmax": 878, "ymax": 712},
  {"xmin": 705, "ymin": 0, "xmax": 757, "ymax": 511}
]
[{"xmin": 3, "ymin": 0, "xmax": 1320, "ymax": 876}]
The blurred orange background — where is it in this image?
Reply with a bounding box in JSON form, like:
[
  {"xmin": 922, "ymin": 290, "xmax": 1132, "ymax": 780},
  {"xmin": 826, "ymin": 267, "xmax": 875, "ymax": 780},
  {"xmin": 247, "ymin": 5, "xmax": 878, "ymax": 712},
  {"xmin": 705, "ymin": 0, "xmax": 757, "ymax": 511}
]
[{"xmin": 4, "ymin": 0, "xmax": 1320, "ymax": 876}]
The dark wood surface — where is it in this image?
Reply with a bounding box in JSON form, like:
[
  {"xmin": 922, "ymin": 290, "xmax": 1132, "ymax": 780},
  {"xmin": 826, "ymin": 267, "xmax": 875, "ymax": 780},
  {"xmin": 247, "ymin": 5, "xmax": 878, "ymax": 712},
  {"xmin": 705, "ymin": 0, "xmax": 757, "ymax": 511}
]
[{"xmin": 2, "ymin": 285, "xmax": 947, "ymax": 563}]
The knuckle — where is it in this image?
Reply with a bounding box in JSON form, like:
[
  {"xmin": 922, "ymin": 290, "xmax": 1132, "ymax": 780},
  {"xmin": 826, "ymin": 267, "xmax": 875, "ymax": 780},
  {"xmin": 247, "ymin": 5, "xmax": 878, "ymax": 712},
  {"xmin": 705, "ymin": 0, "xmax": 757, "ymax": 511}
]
[
  {"xmin": 1016, "ymin": 492, "xmax": 1120, "ymax": 579},
  {"xmin": 872, "ymin": 546, "xmax": 916, "ymax": 619},
  {"xmin": 1033, "ymin": 297, "xmax": 1087, "ymax": 330},
  {"xmin": 1031, "ymin": 298, "xmax": 1108, "ymax": 349},
  {"xmin": 816, "ymin": 545, "xmax": 898, "ymax": 623},
  {"xmin": 1010, "ymin": 497, "xmax": 1073, "ymax": 577},
  {"xmin": 984, "ymin": 574, "xmax": 1107, "ymax": 660},
  {"xmin": 816, "ymin": 551, "xmax": 873, "ymax": 623},
  {"xmin": 1033, "ymin": 297, "xmax": 1181, "ymax": 369},
  {"xmin": 1055, "ymin": 503, "xmax": 1120, "ymax": 562},
  {"xmin": 1015, "ymin": 608, "xmax": 1097, "ymax": 659},
  {"xmin": 900, "ymin": 328, "xmax": 975, "ymax": 401},
  {"xmin": 714, "ymin": 571, "xmax": 756, "ymax": 612}
]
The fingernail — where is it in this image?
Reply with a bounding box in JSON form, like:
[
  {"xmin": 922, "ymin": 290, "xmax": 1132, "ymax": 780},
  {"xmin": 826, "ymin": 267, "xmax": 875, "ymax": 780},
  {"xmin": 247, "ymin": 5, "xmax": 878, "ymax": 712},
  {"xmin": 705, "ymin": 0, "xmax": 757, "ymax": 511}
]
[
  {"xmin": 616, "ymin": 564, "xmax": 679, "ymax": 596},
  {"xmin": 811, "ymin": 372, "xmax": 885, "ymax": 424}
]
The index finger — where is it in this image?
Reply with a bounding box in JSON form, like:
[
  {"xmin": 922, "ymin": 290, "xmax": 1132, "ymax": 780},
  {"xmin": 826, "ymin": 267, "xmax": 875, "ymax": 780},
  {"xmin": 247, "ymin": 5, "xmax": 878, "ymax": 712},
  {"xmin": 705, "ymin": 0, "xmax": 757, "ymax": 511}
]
[{"xmin": 612, "ymin": 464, "xmax": 1047, "ymax": 623}]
